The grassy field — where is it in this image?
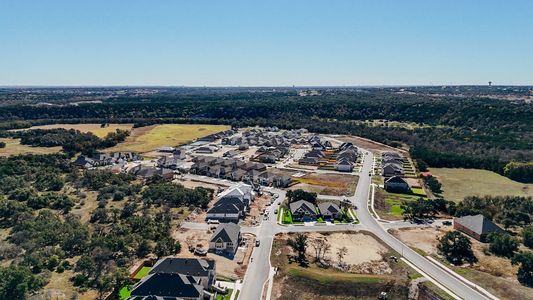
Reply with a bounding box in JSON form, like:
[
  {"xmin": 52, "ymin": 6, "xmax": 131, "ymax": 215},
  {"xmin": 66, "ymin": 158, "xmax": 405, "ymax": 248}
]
[
  {"xmin": 374, "ymin": 188, "xmax": 426, "ymax": 220},
  {"xmin": 105, "ymin": 124, "xmax": 229, "ymax": 153},
  {"xmin": 431, "ymin": 168, "xmax": 533, "ymax": 202},
  {"xmin": 18, "ymin": 123, "xmax": 134, "ymax": 138},
  {"xmin": 0, "ymin": 138, "xmax": 62, "ymax": 156}
]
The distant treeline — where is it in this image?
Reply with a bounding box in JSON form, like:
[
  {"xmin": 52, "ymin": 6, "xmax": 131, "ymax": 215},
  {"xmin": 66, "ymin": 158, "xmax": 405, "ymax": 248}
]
[{"xmin": 0, "ymin": 91, "xmax": 531, "ymax": 180}]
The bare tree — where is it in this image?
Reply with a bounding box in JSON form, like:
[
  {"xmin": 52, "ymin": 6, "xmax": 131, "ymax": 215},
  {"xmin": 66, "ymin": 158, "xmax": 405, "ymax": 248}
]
[
  {"xmin": 336, "ymin": 246, "xmax": 348, "ymax": 264},
  {"xmin": 310, "ymin": 238, "xmax": 331, "ymax": 262}
]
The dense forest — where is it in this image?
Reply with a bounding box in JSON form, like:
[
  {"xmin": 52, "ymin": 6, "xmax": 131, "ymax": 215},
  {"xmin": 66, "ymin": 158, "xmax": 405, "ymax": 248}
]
[
  {"xmin": 0, "ymin": 154, "xmax": 211, "ymax": 299},
  {"xmin": 0, "ymin": 89, "xmax": 531, "ymax": 180}
]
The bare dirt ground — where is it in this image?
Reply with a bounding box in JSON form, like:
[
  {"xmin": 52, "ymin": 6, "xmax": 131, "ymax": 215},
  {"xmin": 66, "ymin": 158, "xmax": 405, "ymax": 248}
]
[
  {"xmin": 337, "ymin": 135, "xmax": 406, "ymax": 154},
  {"xmin": 172, "ymin": 227, "xmax": 253, "ymax": 280},
  {"xmin": 290, "ymin": 173, "xmax": 358, "ymax": 196},
  {"xmin": 390, "ymin": 227, "xmax": 449, "ymax": 255},
  {"xmin": 305, "ymin": 232, "xmax": 388, "ymax": 267},
  {"xmin": 241, "ymin": 193, "xmax": 272, "ymax": 226}
]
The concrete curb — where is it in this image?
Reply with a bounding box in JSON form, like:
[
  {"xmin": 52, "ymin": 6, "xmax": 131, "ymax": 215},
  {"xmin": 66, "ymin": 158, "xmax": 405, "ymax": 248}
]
[{"xmin": 426, "ymin": 256, "xmax": 499, "ymax": 300}]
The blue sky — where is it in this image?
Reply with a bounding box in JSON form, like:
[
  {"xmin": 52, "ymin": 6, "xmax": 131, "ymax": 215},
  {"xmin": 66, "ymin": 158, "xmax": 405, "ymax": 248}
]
[{"xmin": 1, "ymin": 0, "xmax": 532, "ymax": 86}]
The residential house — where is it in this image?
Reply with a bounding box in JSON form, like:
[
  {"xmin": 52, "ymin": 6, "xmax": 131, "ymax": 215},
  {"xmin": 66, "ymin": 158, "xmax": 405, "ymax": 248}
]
[
  {"xmin": 129, "ymin": 258, "xmax": 216, "ymax": 300},
  {"xmin": 318, "ymin": 202, "xmax": 343, "ymax": 221},
  {"xmin": 382, "ymin": 163, "xmax": 404, "ymax": 177},
  {"xmin": 454, "ymin": 214, "xmax": 506, "ymax": 241},
  {"xmin": 209, "ymin": 223, "xmax": 241, "ymax": 256},
  {"xmin": 289, "ymin": 200, "xmax": 318, "ymax": 222},
  {"xmin": 384, "ymin": 176, "xmax": 411, "ymax": 193}
]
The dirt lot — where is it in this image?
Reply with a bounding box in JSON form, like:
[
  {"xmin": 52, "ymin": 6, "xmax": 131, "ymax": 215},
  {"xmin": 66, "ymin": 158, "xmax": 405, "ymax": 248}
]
[
  {"xmin": 172, "ymin": 227, "xmax": 254, "ymax": 280},
  {"xmin": 290, "ymin": 173, "xmax": 358, "ymax": 196},
  {"xmin": 270, "ymin": 231, "xmax": 413, "ymax": 300},
  {"xmin": 389, "ymin": 227, "xmax": 450, "ymax": 255},
  {"xmin": 390, "ymin": 227, "xmax": 533, "ymax": 300},
  {"xmin": 241, "ymin": 193, "xmax": 273, "ymax": 226},
  {"xmin": 304, "ymin": 232, "xmax": 388, "ymax": 270},
  {"xmin": 337, "ymin": 135, "xmax": 407, "ymax": 154}
]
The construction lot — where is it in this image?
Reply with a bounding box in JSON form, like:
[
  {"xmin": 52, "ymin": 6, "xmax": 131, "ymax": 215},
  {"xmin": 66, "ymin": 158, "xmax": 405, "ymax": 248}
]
[
  {"xmin": 290, "ymin": 173, "xmax": 358, "ymax": 196},
  {"xmin": 270, "ymin": 231, "xmax": 432, "ymax": 300},
  {"xmin": 172, "ymin": 227, "xmax": 255, "ymax": 281}
]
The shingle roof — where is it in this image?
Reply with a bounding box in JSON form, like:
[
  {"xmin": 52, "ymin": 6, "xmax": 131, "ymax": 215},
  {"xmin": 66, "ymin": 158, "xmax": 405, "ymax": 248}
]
[
  {"xmin": 210, "ymin": 223, "xmax": 240, "ymax": 245},
  {"xmin": 318, "ymin": 202, "xmax": 341, "ymax": 216},
  {"xmin": 130, "ymin": 273, "xmax": 202, "ymax": 298},
  {"xmin": 149, "ymin": 258, "xmax": 215, "ymax": 276},
  {"xmin": 289, "ymin": 200, "xmax": 317, "ymax": 215},
  {"xmin": 455, "ymin": 214, "xmax": 505, "ymax": 236},
  {"xmin": 385, "ymin": 176, "xmax": 408, "ymax": 184}
]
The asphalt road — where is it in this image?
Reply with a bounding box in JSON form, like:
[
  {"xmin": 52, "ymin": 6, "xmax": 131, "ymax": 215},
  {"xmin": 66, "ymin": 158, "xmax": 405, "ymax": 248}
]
[
  {"xmin": 182, "ymin": 153, "xmax": 490, "ymax": 299},
  {"xmin": 239, "ymin": 189, "xmax": 286, "ymax": 300},
  {"xmin": 351, "ymin": 151, "xmax": 488, "ymax": 300}
]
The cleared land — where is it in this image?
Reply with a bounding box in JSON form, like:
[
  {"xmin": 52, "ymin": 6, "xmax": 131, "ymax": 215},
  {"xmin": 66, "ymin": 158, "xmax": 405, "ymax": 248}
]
[
  {"xmin": 15, "ymin": 123, "xmax": 134, "ymax": 138},
  {"xmin": 431, "ymin": 168, "xmax": 533, "ymax": 202},
  {"xmin": 290, "ymin": 173, "xmax": 358, "ymax": 196},
  {"xmin": 0, "ymin": 138, "xmax": 62, "ymax": 156},
  {"xmin": 390, "ymin": 227, "xmax": 533, "ymax": 300},
  {"xmin": 105, "ymin": 124, "xmax": 230, "ymax": 153},
  {"xmin": 270, "ymin": 231, "xmax": 426, "ymax": 300}
]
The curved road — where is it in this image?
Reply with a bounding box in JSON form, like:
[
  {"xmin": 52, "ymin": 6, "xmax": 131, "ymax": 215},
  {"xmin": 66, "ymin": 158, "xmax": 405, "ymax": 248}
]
[{"xmin": 352, "ymin": 151, "xmax": 489, "ymax": 300}]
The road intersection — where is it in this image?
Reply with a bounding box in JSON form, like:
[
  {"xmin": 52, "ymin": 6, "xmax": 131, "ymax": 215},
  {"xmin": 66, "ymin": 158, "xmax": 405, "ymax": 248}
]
[
  {"xmin": 180, "ymin": 148, "xmax": 494, "ymax": 300},
  {"xmin": 237, "ymin": 150, "xmax": 493, "ymax": 300}
]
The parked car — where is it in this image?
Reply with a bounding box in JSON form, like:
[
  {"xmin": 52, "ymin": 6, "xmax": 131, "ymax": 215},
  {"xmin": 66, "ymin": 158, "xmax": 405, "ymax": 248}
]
[
  {"xmin": 255, "ymin": 240, "xmax": 260, "ymax": 247},
  {"xmin": 442, "ymin": 220, "xmax": 452, "ymax": 226},
  {"xmin": 207, "ymin": 219, "xmax": 220, "ymax": 224},
  {"xmin": 274, "ymin": 209, "xmax": 278, "ymax": 214}
]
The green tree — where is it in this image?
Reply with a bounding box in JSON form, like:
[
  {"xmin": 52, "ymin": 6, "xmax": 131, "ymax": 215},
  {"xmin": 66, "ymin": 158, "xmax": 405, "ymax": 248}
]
[
  {"xmin": 286, "ymin": 189, "xmax": 317, "ymax": 204},
  {"xmin": 512, "ymin": 252, "xmax": 533, "ymax": 287},
  {"xmin": 401, "ymin": 198, "xmax": 437, "ymax": 222},
  {"xmin": 523, "ymin": 225, "xmax": 533, "ymax": 249},
  {"xmin": 437, "ymin": 231, "xmax": 477, "ymax": 265},
  {"xmin": 0, "ymin": 265, "xmax": 44, "ymax": 299},
  {"xmin": 287, "ymin": 233, "xmax": 308, "ymax": 266},
  {"xmin": 487, "ymin": 233, "xmax": 519, "ymax": 258}
]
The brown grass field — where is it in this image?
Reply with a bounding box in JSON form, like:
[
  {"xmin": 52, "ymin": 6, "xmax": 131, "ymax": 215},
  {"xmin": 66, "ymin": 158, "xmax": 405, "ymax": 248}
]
[
  {"xmin": 16, "ymin": 123, "xmax": 134, "ymax": 138},
  {"xmin": 104, "ymin": 124, "xmax": 230, "ymax": 153},
  {"xmin": 430, "ymin": 167, "xmax": 533, "ymax": 202},
  {"xmin": 0, "ymin": 138, "xmax": 62, "ymax": 156}
]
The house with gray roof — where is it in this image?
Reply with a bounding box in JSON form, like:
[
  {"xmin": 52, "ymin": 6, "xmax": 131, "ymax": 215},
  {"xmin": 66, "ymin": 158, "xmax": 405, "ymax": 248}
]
[
  {"xmin": 454, "ymin": 214, "xmax": 506, "ymax": 241},
  {"xmin": 384, "ymin": 176, "xmax": 410, "ymax": 193},
  {"xmin": 209, "ymin": 223, "xmax": 241, "ymax": 256},
  {"xmin": 318, "ymin": 202, "xmax": 343, "ymax": 221},
  {"xmin": 290, "ymin": 200, "xmax": 318, "ymax": 222}
]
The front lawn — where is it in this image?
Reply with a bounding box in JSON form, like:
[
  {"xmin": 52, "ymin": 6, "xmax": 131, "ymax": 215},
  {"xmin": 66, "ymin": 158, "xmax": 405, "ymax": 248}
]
[
  {"xmin": 119, "ymin": 285, "xmax": 132, "ymax": 300},
  {"xmin": 215, "ymin": 288, "xmax": 233, "ymax": 300},
  {"xmin": 133, "ymin": 266, "xmax": 151, "ymax": 279},
  {"xmin": 282, "ymin": 209, "xmax": 293, "ymax": 224}
]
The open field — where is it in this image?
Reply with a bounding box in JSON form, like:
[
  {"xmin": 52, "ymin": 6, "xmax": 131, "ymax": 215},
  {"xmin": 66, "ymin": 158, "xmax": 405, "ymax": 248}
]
[
  {"xmin": 14, "ymin": 123, "xmax": 134, "ymax": 138},
  {"xmin": 391, "ymin": 227, "xmax": 533, "ymax": 300},
  {"xmin": 431, "ymin": 168, "xmax": 533, "ymax": 202},
  {"xmin": 290, "ymin": 173, "xmax": 358, "ymax": 196},
  {"xmin": 0, "ymin": 138, "xmax": 62, "ymax": 156},
  {"xmin": 105, "ymin": 124, "xmax": 230, "ymax": 153}
]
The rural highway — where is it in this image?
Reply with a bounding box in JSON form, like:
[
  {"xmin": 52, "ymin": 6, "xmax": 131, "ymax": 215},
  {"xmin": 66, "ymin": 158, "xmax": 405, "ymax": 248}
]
[{"xmin": 351, "ymin": 151, "xmax": 490, "ymax": 300}]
